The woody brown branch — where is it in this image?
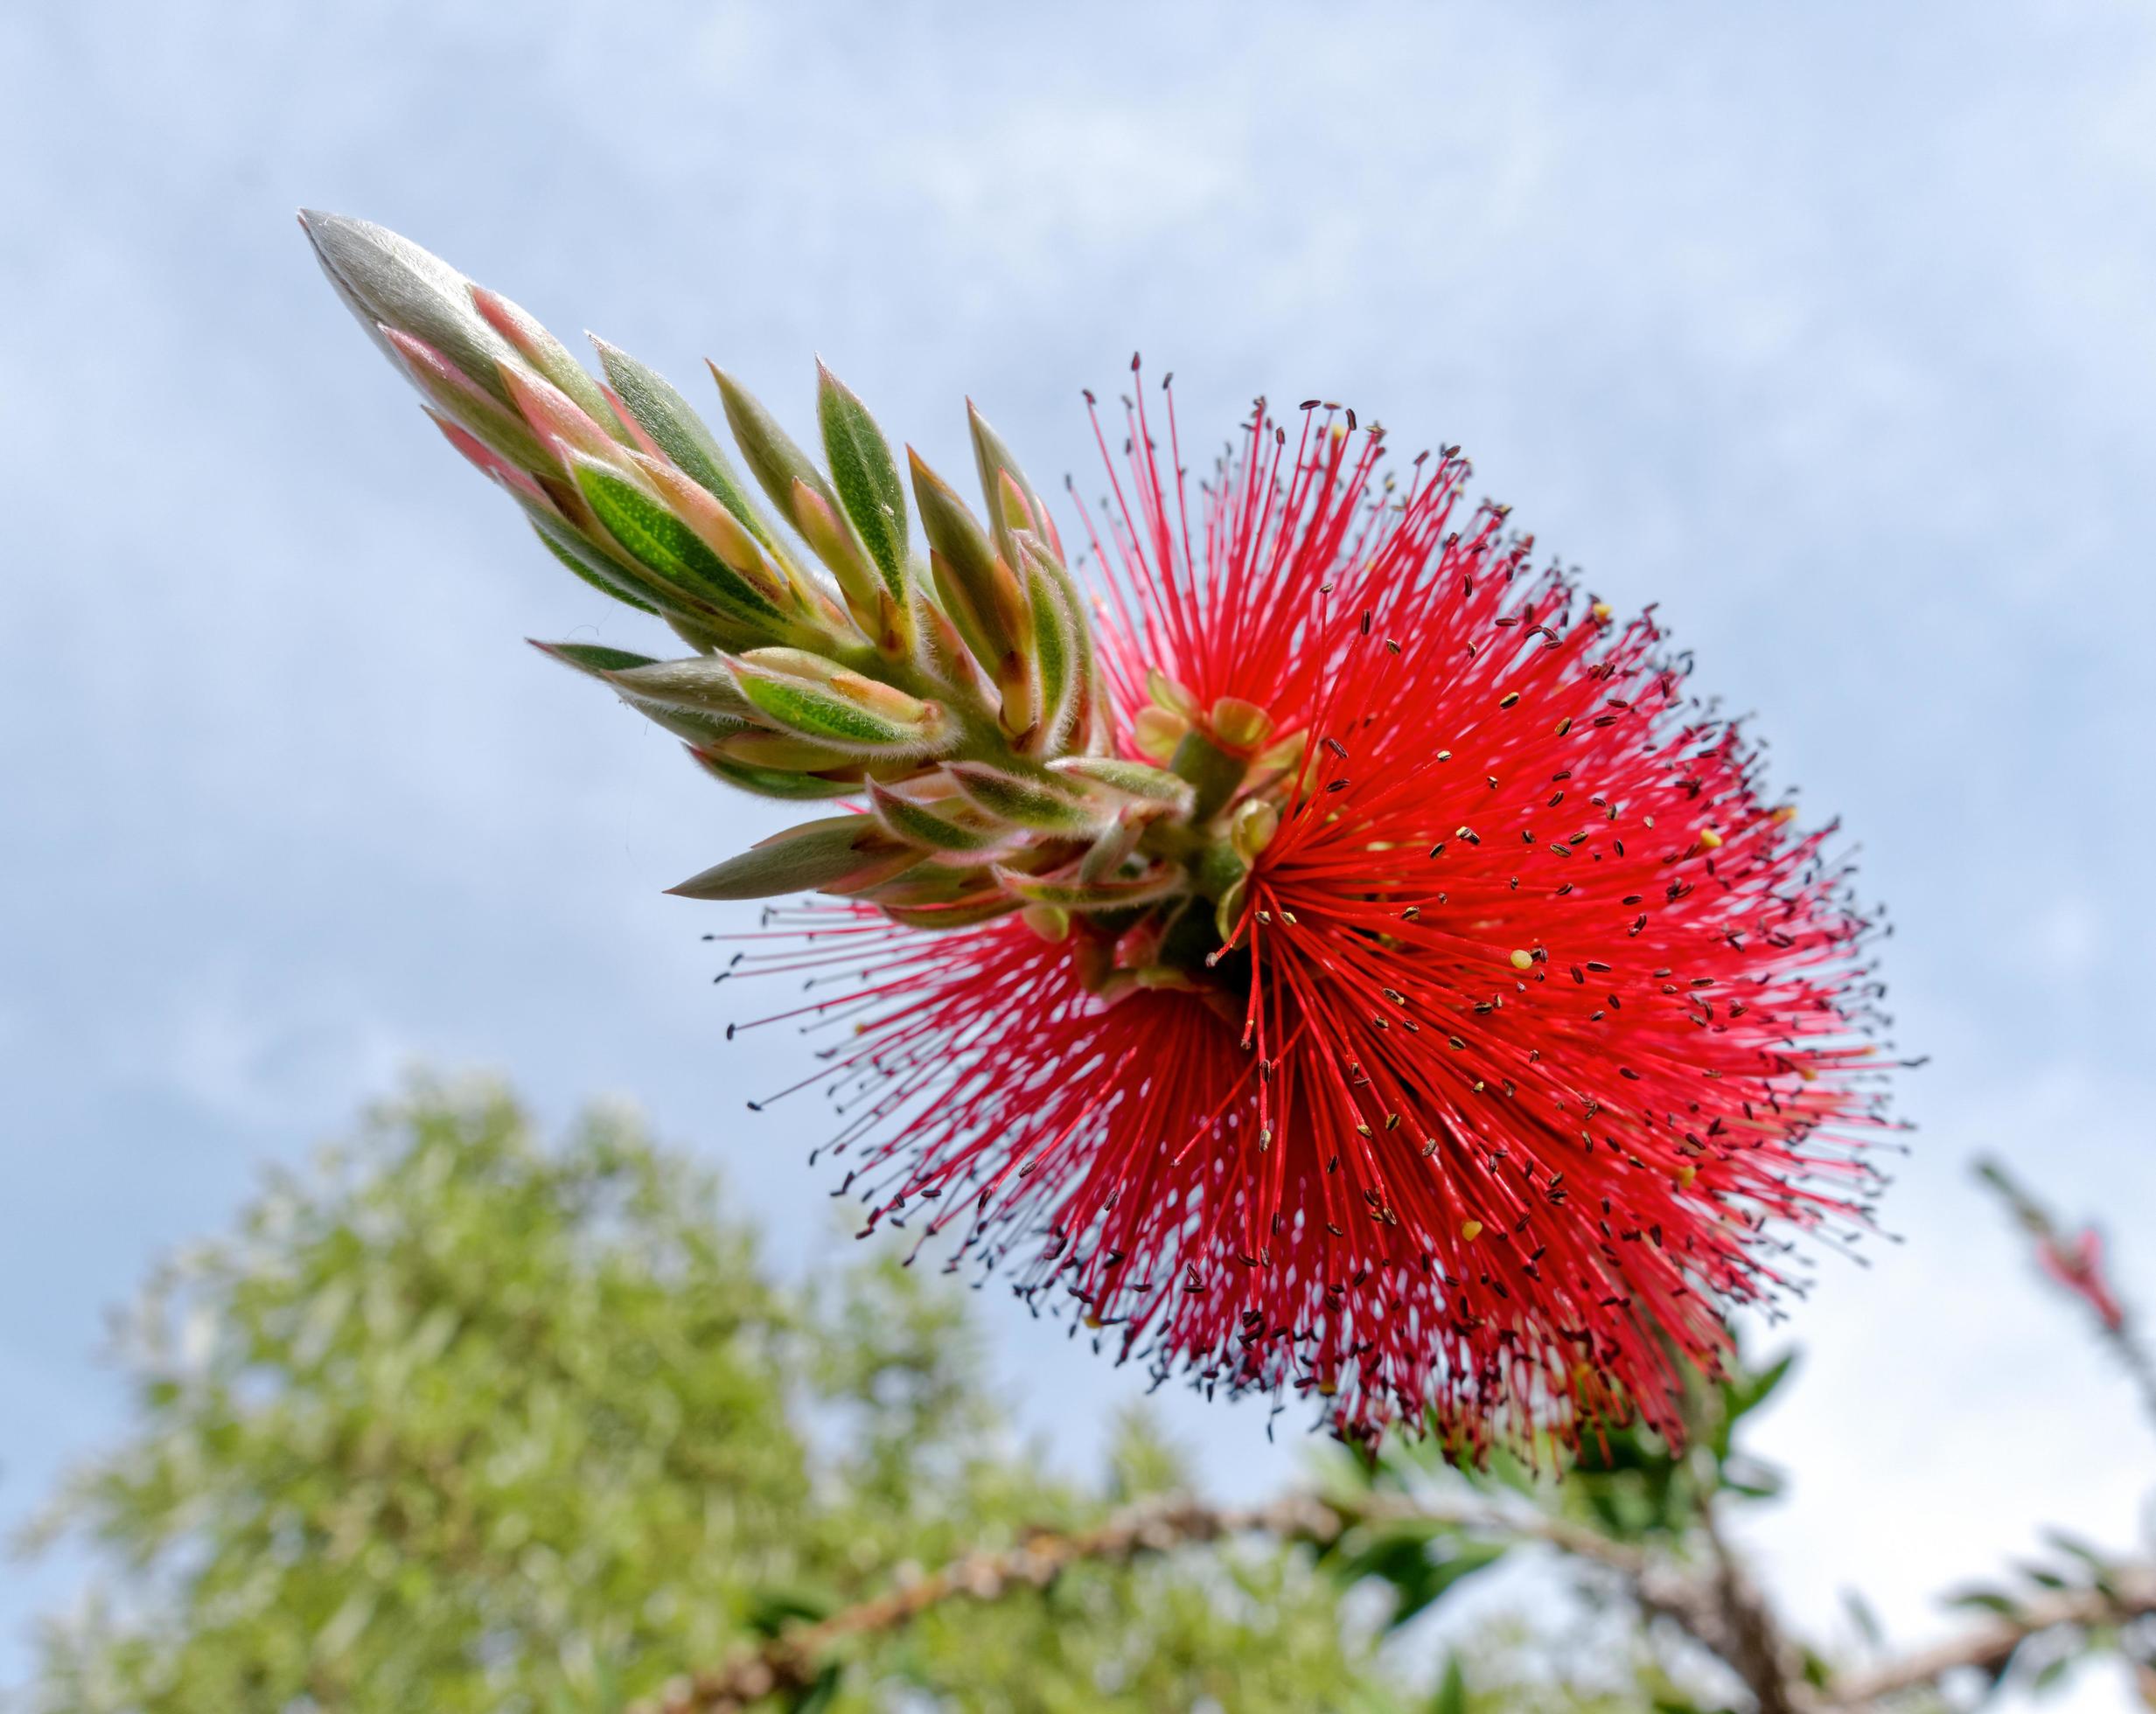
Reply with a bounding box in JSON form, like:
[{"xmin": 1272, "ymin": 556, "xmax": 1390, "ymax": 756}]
[
  {"xmin": 624, "ymin": 1492, "xmax": 2156, "ymax": 1714},
  {"xmin": 1823, "ymin": 1566, "xmax": 2156, "ymax": 1707}
]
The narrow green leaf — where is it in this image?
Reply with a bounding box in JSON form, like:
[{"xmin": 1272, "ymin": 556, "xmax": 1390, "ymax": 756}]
[
  {"xmin": 606, "ymin": 657, "xmax": 759, "ymax": 719},
  {"xmin": 868, "ymin": 781, "xmax": 1004, "ymax": 852},
  {"xmin": 686, "ymin": 751, "xmax": 859, "ymax": 800},
  {"xmin": 528, "ymin": 640, "xmax": 658, "ymax": 679},
  {"xmin": 816, "ymin": 363, "xmax": 909, "ymax": 601},
  {"xmin": 1432, "ymin": 1656, "xmax": 1468, "ymax": 1714},
  {"xmin": 1049, "ymin": 756, "xmax": 1196, "ymax": 813},
  {"xmin": 666, "ymin": 816, "xmax": 916, "ymax": 900},
  {"xmin": 591, "ymin": 338, "xmax": 777, "ymax": 549},
  {"xmin": 710, "ymin": 365, "xmax": 838, "ymax": 528},
  {"xmin": 880, "ymin": 894, "xmax": 1023, "ymax": 930},
  {"xmin": 573, "ymin": 461, "xmax": 786, "ymax": 633},
  {"xmin": 731, "ymin": 663, "xmax": 935, "ymax": 754},
  {"xmin": 992, "ymin": 862, "xmax": 1183, "ymax": 911},
  {"xmin": 946, "ymin": 763, "xmax": 1103, "ymax": 833}
]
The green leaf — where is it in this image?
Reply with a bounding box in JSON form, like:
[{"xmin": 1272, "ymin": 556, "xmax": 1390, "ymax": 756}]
[
  {"xmin": 573, "ymin": 460, "xmax": 786, "ymax": 634},
  {"xmin": 745, "ymin": 1585, "xmax": 840, "ymax": 1639},
  {"xmin": 992, "ymin": 862, "xmax": 1184, "ymax": 912},
  {"xmin": 869, "ymin": 782, "xmax": 1006, "ymax": 852},
  {"xmin": 1025, "ymin": 551, "xmax": 1074, "ymax": 748},
  {"xmin": 1431, "ymin": 1656, "xmax": 1468, "ymax": 1714},
  {"xmin": 1049, "ymin": 756, "xmax": 1195, "ymax": 813},
  {"xmin": 687, "ymin": 752, "xmax": 860, "ymax": 800},
  {"xmin": 605, "ymin": 657, "xmax": 760, "ymax": 719},
  {"xmin": 591, "ymin": 337, "xmax": 777, "ymax": 550},
  {"xmin": 666, "ymin": 815, "xmax": 919, "ymax": 900},
  {"xmin": 528, "ymin": 640, "xmax": 658, "ymax": 678},
  {"xmin": 786, "ymin": 1664, "xmax": 844, "ymax": 1714},
  {"xmin": 816, "ymin": 363, "xmax": 909, "ymax": 602},
  {"xmin": 946, "ymin": 763, "xmax": 1104, "ymax": 833},
  {"xmin": 711, "ymin": 365, "xmax": 838, "ymax": 531},
  {"xmin": 731, "ymin": 661, "xmax": 938, "ymax": 755},
  {"xmin": 1336, "ymin": 1526, "xmax": 1507, "ymax": 1633},
  {"xmin": 911, "ymin": 449, "xmax": 1015, "ymax": 664}
]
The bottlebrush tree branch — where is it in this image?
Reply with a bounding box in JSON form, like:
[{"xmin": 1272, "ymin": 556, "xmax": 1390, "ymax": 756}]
[
  {"xmin": 625, "ymin": 1488, "xmax": 2153, "ymax": 1714},
  {"xmin": 1823, "ymin": 1566, "xmax": 2156, "ymax": 1707}
]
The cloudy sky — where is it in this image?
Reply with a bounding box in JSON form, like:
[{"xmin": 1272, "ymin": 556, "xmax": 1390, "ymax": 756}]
[{"xmin": 5, "ymin": 0, "xmax": 2153, "ymax": 1704}]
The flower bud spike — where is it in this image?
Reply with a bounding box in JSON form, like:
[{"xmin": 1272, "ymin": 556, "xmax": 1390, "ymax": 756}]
[{"xmin": 1209, "ymin": 695, "xmax": 1275, "ymax": 753}]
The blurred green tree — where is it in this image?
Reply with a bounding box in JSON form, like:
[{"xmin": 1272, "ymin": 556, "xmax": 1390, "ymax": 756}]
[{"xmin": 18, "ymin": 1078, "xmax": 1394, "ymax": 1713}]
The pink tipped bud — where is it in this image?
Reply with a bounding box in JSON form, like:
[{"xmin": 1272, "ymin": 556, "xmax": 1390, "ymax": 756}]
[
  {"xmin": 426, "ymin": 411, "xmax": 548, "ymax": 505},
  {"xmin": 2037, "ymin": 1229, "xmax": 2128, "ymax": 1334},
  {"xmin": 383, "ymin": 327, "xmax": 551, "ymax": 472},
  {"xmin": 499, "ymin": 362, "xmax": 622, "ymax": 468},
  {"xmin": 470, "ymin": 284, "xmax": 624, "ymax": 437}
]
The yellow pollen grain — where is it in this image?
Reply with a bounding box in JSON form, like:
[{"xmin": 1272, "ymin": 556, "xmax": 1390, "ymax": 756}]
[
  {"xmin": 1459, "ymin": 1219, "xmax": 1484, "ymax": 1242},
  {"xmin": 1591, "ymin": 602, "xmax": 1613, "ymax": 623},
  {"xmin": 1699, "ymin": 827, "xmax": 1723, "ymax": 849},
  {"xmin": 1509, "ymin": 949, "xmax": 1534, "ymax": 970},
  {"xmin": 1674, "ymin": 1165, "xmax": 1698, "ymax": 1188},
  {"xmin": 1773, "ymin": 804, "xmax": 1798, "ymax": 824}
]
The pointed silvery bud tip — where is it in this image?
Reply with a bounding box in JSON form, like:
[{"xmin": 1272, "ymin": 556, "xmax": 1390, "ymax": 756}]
[{"xmin": 296, "ymin": 208, "xmax": 517, "ymax": 405}]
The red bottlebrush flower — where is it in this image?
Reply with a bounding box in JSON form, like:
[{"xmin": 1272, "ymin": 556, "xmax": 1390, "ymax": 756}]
[
  {"xmin": 740, "ymin": 377, "xmax": 1892, "ymax": 1454},
  {"xmin": 2035, "ymin": 1229, "xmax": 2128, "ymax": 1334},
  {"xmin": 297, "ymin": 213, "xmax": 1890, "ymax": 1453}
]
